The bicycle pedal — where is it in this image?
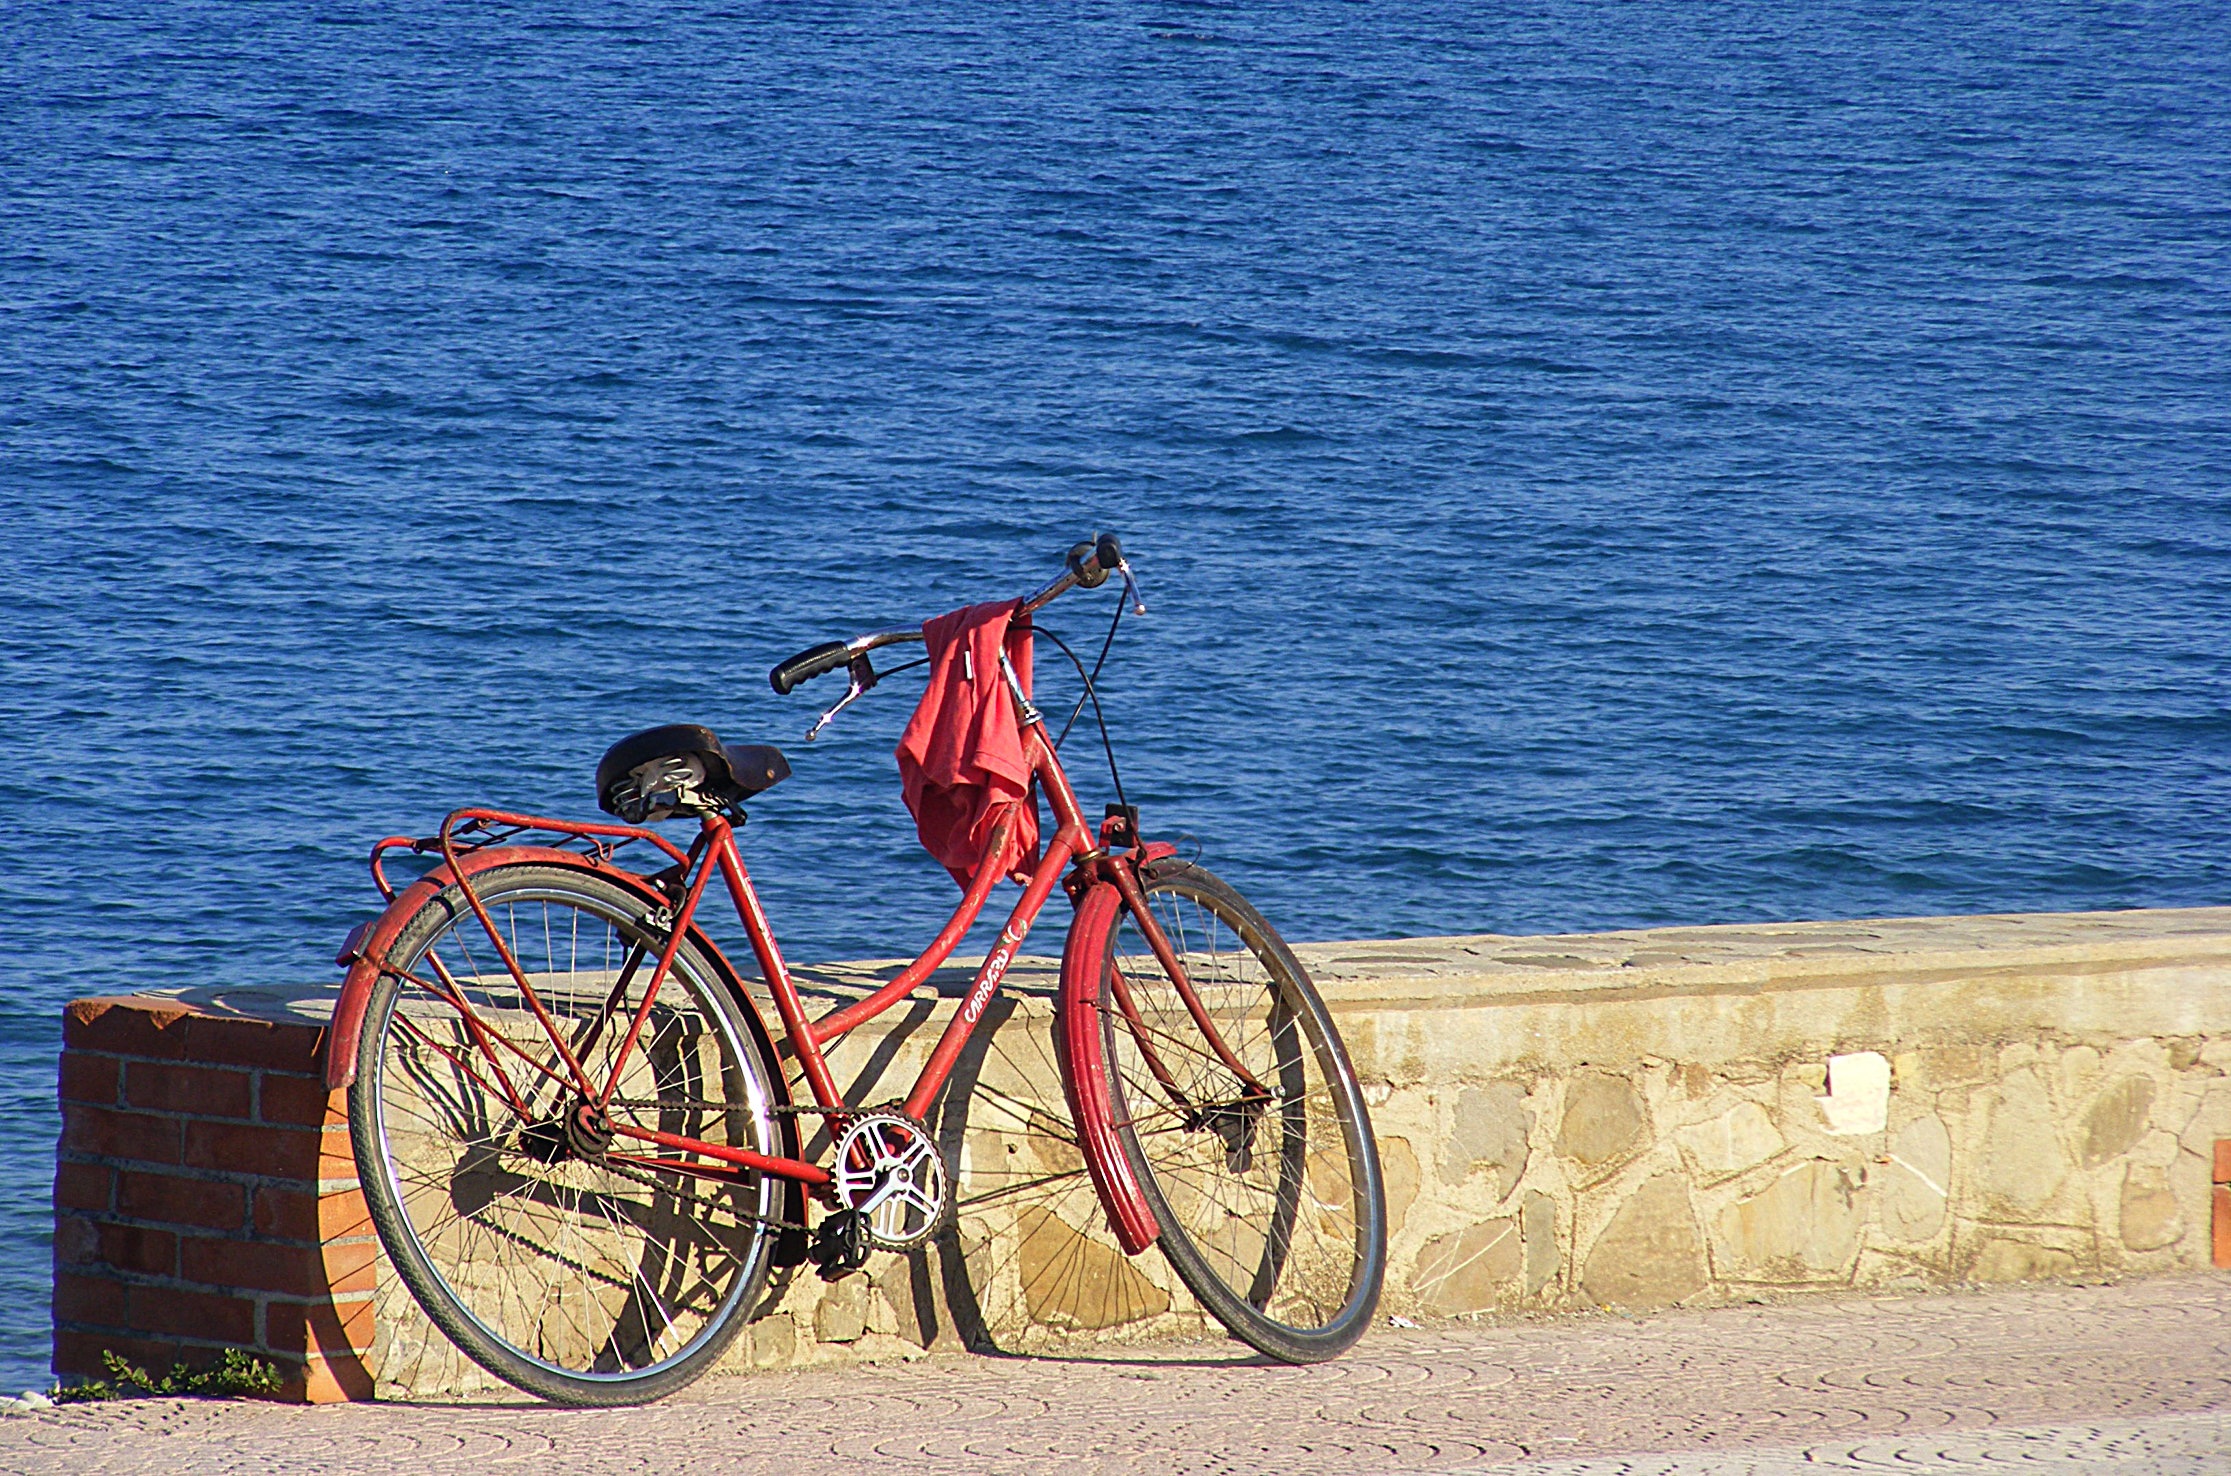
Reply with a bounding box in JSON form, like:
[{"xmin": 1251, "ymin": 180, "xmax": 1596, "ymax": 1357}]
[{"xmin": 811, "ymin": 1208, "xmax": 872, "ymax": 1281}]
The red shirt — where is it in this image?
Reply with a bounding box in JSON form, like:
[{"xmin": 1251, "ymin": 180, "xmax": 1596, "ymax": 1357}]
[{"xmin": 894, "ymin": 599, "xmax": 1039, "ymax": 885}]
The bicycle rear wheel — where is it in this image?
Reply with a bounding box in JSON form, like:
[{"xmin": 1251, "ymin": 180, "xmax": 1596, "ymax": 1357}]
[
  {"xmin": 350, "ymin": 863, "xmax": 785, "ymax": 1405},
  {"xmin": 1093, "ymin": 860, "xmax": 1385, "ymax": 1362}
]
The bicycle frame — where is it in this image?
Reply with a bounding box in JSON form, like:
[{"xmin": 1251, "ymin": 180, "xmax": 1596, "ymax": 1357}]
[{"xmin": 327, "ymin": 656, "xmax": 1264, "ymax": 1210}]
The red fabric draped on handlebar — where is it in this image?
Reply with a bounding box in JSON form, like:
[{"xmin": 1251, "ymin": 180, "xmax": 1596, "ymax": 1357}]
[{"xmin": 895, "ymin": 599, "xmax": 1040, "ymax": 886}]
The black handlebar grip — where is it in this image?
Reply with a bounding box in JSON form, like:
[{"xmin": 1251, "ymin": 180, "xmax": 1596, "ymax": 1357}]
[
  {"xmin": 770, "ymin": 640, "xmax": 852, "ymax": 695},
  {"xmin": 1066, "ymin": 540, "xmax": 1106, "ymax": 588},
  {"xmin": 1067, "ymin": 532, "xmax": 1125, "ymax": 589}
]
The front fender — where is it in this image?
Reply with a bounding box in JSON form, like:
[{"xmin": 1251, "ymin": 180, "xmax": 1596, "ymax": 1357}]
[
  {"xmin": 1057, "ymin": 881, "xmax": 1161, "ymax": 1256},
  {"xmin": 324, "ymin": 845, "xmax": 685, "ymax": 1090}
]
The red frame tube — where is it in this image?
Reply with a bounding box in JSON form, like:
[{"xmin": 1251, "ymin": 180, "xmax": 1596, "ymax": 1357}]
[
  {"xmin": 807, "ymin": 813, "xmax": 1013, "ymax": 1045},
  {"xmin": 438, "ymin": 820, "xmax": 599, "ymax": 1098},
  {"xmin": 711, "ymin": 833, "xmax": 847, "ymax": 1114},
  {"xmin": 593, "ymin": 820, "xmax": 726, "ymax": 1112},
  {"xmin": 608, "ymin": 1122, "xmax": 831, "ymax": 1185},
  {"xmin": 901, "ymin": 819, "xmax": 1090, "ymax": 1121},
  {"xmin": 1102, "ymin": 858, "xmax": 1271, "ymax": 1098}
]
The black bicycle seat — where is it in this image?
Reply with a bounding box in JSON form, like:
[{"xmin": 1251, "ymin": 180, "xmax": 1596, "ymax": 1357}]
[{"xmin": 596, "ymin": 724, "xmax": 790, "ymax": 823}]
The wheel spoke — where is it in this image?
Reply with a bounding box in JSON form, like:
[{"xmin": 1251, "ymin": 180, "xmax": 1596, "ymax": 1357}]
[
  {"xmin": 1099, "ymin": 867, "xmax": 1384, "ymax": 1358},
  {"xmin": 354, "ymin": 868, "xmax": 781, "ymax": 1403}
]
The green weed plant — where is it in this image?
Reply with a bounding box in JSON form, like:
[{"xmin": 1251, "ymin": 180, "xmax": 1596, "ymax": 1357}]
[{"xmin": 53, "ymin": 1348, "xmax": 283, "ymax": 1403}]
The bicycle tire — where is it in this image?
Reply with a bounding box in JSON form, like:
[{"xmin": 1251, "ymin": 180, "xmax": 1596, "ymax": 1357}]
[
  {"xmin": 350, "ymin": 863, "xmax": 784, "ymax": 1405},
  {"xmin": 1093, "ymin": 859, "xmax": 1385, "ymax": 1362}
]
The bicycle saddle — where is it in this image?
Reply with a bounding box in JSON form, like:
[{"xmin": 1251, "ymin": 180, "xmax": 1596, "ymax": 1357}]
[{"xmin": 596, "ymin": 724, "xmax": 790, "ymax": 824}]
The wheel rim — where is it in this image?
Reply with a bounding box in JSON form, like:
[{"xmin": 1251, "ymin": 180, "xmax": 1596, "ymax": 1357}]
[
  {"xmin": 365, "ymin": 880, "xmax": 778, "ymax": 1386},
  {"xmin": 1103, "ymin": 879, "xmax": 1373, "ymax": 1338}
]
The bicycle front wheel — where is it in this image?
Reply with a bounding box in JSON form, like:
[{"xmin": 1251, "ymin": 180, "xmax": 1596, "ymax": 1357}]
[
  {"xmin": 1095, "ymin": 860, "xmax": 1385, "ymax": 1362},
  {"xmin": 350, "ymin": 863, "xmax": 785, "ymax": 1405}
]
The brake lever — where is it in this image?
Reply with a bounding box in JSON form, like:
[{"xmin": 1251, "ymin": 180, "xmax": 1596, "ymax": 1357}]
[
  {"xmin": 1117, "ymin": 557, "xmax": 1147, "ymax": 615},
  {"xmin": 806, "ymin": 655, "xmax": 879, "ymax": 741}
]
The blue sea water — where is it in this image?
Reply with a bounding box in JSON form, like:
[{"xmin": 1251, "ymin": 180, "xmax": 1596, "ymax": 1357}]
[{"xmin": 3, "ymin": 0, "xmax": 2229, "ymax": 1392}]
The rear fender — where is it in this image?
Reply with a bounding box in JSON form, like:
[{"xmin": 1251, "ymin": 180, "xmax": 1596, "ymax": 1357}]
[
  {"xmin": 1057, "ymin": 881, "xmax": 1161, "ymax": 1255},
  {"xmin": 323, "ymin": 846, "xmax": 763, "ymax": 1096}
]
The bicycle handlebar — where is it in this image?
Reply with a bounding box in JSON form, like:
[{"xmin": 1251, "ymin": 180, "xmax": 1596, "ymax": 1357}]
[
  {"xmin": 768, "ymin": 640, "xmax": 854, "ymax": 695},
  {"xmin": 768, "ymin": 533, "xmax": 1135, "ymax": 695}
]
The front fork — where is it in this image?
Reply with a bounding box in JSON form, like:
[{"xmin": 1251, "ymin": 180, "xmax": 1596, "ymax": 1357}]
[
  {"xmin": 1062, "ymin": 817, "xmax": 1275, "ymax": 1227},
  {"xmin": 1085, "ymin": 821, "xmax": 1272, "ymax": 1105}
]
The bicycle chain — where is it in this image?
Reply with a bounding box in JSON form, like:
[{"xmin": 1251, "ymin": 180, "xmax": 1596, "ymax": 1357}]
[
  {"xmin": 588, "ymin": 1096, "xmax": 845, "ymax": 1236},
  {"xmin": 605, "ymin": 1097, "xmax": 845, "ymax": 1118},
  {"xmin": 538, "ymin": 1141, "xmax": 809, "ymax": 1235}
]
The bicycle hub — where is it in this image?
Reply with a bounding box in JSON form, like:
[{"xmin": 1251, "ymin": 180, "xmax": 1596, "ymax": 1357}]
[
  {"xmin": 564, "ymin": 1100, "xmax": 616, "ymax": 1161},
  {"xmin": 520, "ymin": 1100, "xmax": 615, "ymax": 1165}
]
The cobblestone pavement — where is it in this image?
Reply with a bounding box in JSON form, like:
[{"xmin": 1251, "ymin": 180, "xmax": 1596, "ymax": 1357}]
[{"xmin": 5, "ymin": 1276, "xmax": 2229, "ymax": 1475}]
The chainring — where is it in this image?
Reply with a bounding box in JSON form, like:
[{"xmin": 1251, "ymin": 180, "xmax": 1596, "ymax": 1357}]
[{"xmin": 831, "ymin": 1109, "xmax": 950, "ymax": 1250}]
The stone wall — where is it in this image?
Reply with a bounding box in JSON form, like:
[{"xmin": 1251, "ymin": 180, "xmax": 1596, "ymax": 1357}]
[
  {"xmin": 53, "ymin": 906, "xmax": 2231, "ymax": 1399},
  {"xmin": 1339, "ymin": 908, "xmax": 2231, "ymax": 1316}
]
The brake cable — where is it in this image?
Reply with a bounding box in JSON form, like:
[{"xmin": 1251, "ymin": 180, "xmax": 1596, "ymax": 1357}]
[
  {"xmin": 1035, "ymin": 602, "xmax": 1131, "ymax": 818},
  {"xmin": 1053, "ymin": 592, "xmax": 1125, "ymax": 750}
]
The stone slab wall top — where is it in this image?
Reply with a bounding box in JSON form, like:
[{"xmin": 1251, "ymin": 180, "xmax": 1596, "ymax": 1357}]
[
  {"xmin": 118, "ymin": 906, "xmax": 2231, "ymax": 1040},
  {"xmin": 1297, "ymin": 906, "xmax": 2231, "ymax": 1004}
]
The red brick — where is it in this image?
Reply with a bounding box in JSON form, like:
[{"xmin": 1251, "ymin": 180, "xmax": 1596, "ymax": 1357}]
[
  {"xmin": 63, "ymin": 998, "xmax": 193, "ymax": 1059},
  {"xmin": 249, "ymin": 1185, "xmax": 316, "ymax": 1241},
  {"xmin": 180, "ymin": 1014, "xmax": 325, "ymax": 1074},
  {"xmin": 118, "ymin": 1170, "xmax": 246, "ymax": 1233},
  {"xmin": 127, "ymin": 1284, "xmax": 256, "ymax": 1344},
  {"xmin": 253, "ymin": 1185, "xmax": 372, "ymax": 1243},
  {"xmin": 52, "ymin": 1273, "xmax": 128, "ymax": 1329},
  {"xmin": 183, "ymin": 1120, "xmax": 346, "ymax": 1179},
  {"xmin": 54, "ymin": 1215, "xmax": 99, "ymax": 1266},
  {"xmin": 61, "ymin": 1104, "xmax": 184, "ymax": 1165},
  {"xmin": 180, "ymin": 1235, "xmax": 378, "ymax": 1298},
  {"xmin": 54, "ymin": 1161, "xmax": 115, "ymax": 1213},
  {"xmin": 179, "ymin": 1234, "xmax": 288, "ymax": 1293},
  {"xmin": 59, "ymin": 1051, "xmax": 119, "ymax": 1105},
  {"xmin": 54, "ymin": 1328, "xmax": 183, "ymax": 1384},
  {"xmin": 295, "ymin": 1349, "xmax": 375, "ymax": 1404},
  {"xmin": 95, "ymin": 1222, "xmax": 178, "ymax": 1277},
  {"xmin": 264, "ymin": 1295, "xmax": 377, "ymax": 1358},
  {"xmin": 125, "ymin": 1061, "xmax": 253, "ymax": 1119},
  {"xmin": 258, "ymin": 1073, "xmax": 345, "ymax": 1128},
  {"xmin": 327, "ymin": 1241, "xmax": 379, "ymax": 1297},
  {"xmin": 2214, "ymin": 1140, "xmax": 2231, "ymax": 1185},
  {"xmin": 2216, "ymin": 1185, "xmax": 2231, "ymax": 1269}
]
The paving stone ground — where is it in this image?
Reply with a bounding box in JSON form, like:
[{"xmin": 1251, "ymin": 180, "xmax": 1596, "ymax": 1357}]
[{"xmin": 6, "ymin": 1275, "xmax": 2229, "ymax": 1475}]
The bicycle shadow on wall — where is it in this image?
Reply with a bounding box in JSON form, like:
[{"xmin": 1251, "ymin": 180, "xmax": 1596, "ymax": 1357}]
[
  {"xmin": 935, "ymin": 990, "xmax": 1142, "ymax": 1345},
  {"xmin": 735, "ymin": 963, "xmax": 1268, "ymax": 1367},
  {"xmin": 374, "ymin": 990, "xmax": 770, "ymax": 1393},
  {"xmin": 729, "ymin": 973, "xmax": 1164, "ymax": 1357},
  {"xmin": 933, "ymin": 989, "xmax": 1256, "ymax": 1363}
]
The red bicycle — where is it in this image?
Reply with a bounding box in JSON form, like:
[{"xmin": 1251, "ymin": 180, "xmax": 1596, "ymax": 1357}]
[{"xmin": 325, "ymin": 536, "xmax": 1386, "ymax": 1404}]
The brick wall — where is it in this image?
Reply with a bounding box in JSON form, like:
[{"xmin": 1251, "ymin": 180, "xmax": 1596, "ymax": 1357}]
[
  {"xmin": 2215, "ymin": 1139, "xmax": 2231, "ymax": 1270},
  {"xmin": 53, "ymin": 996, "xmax": 374, "ymax": 1402}
]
